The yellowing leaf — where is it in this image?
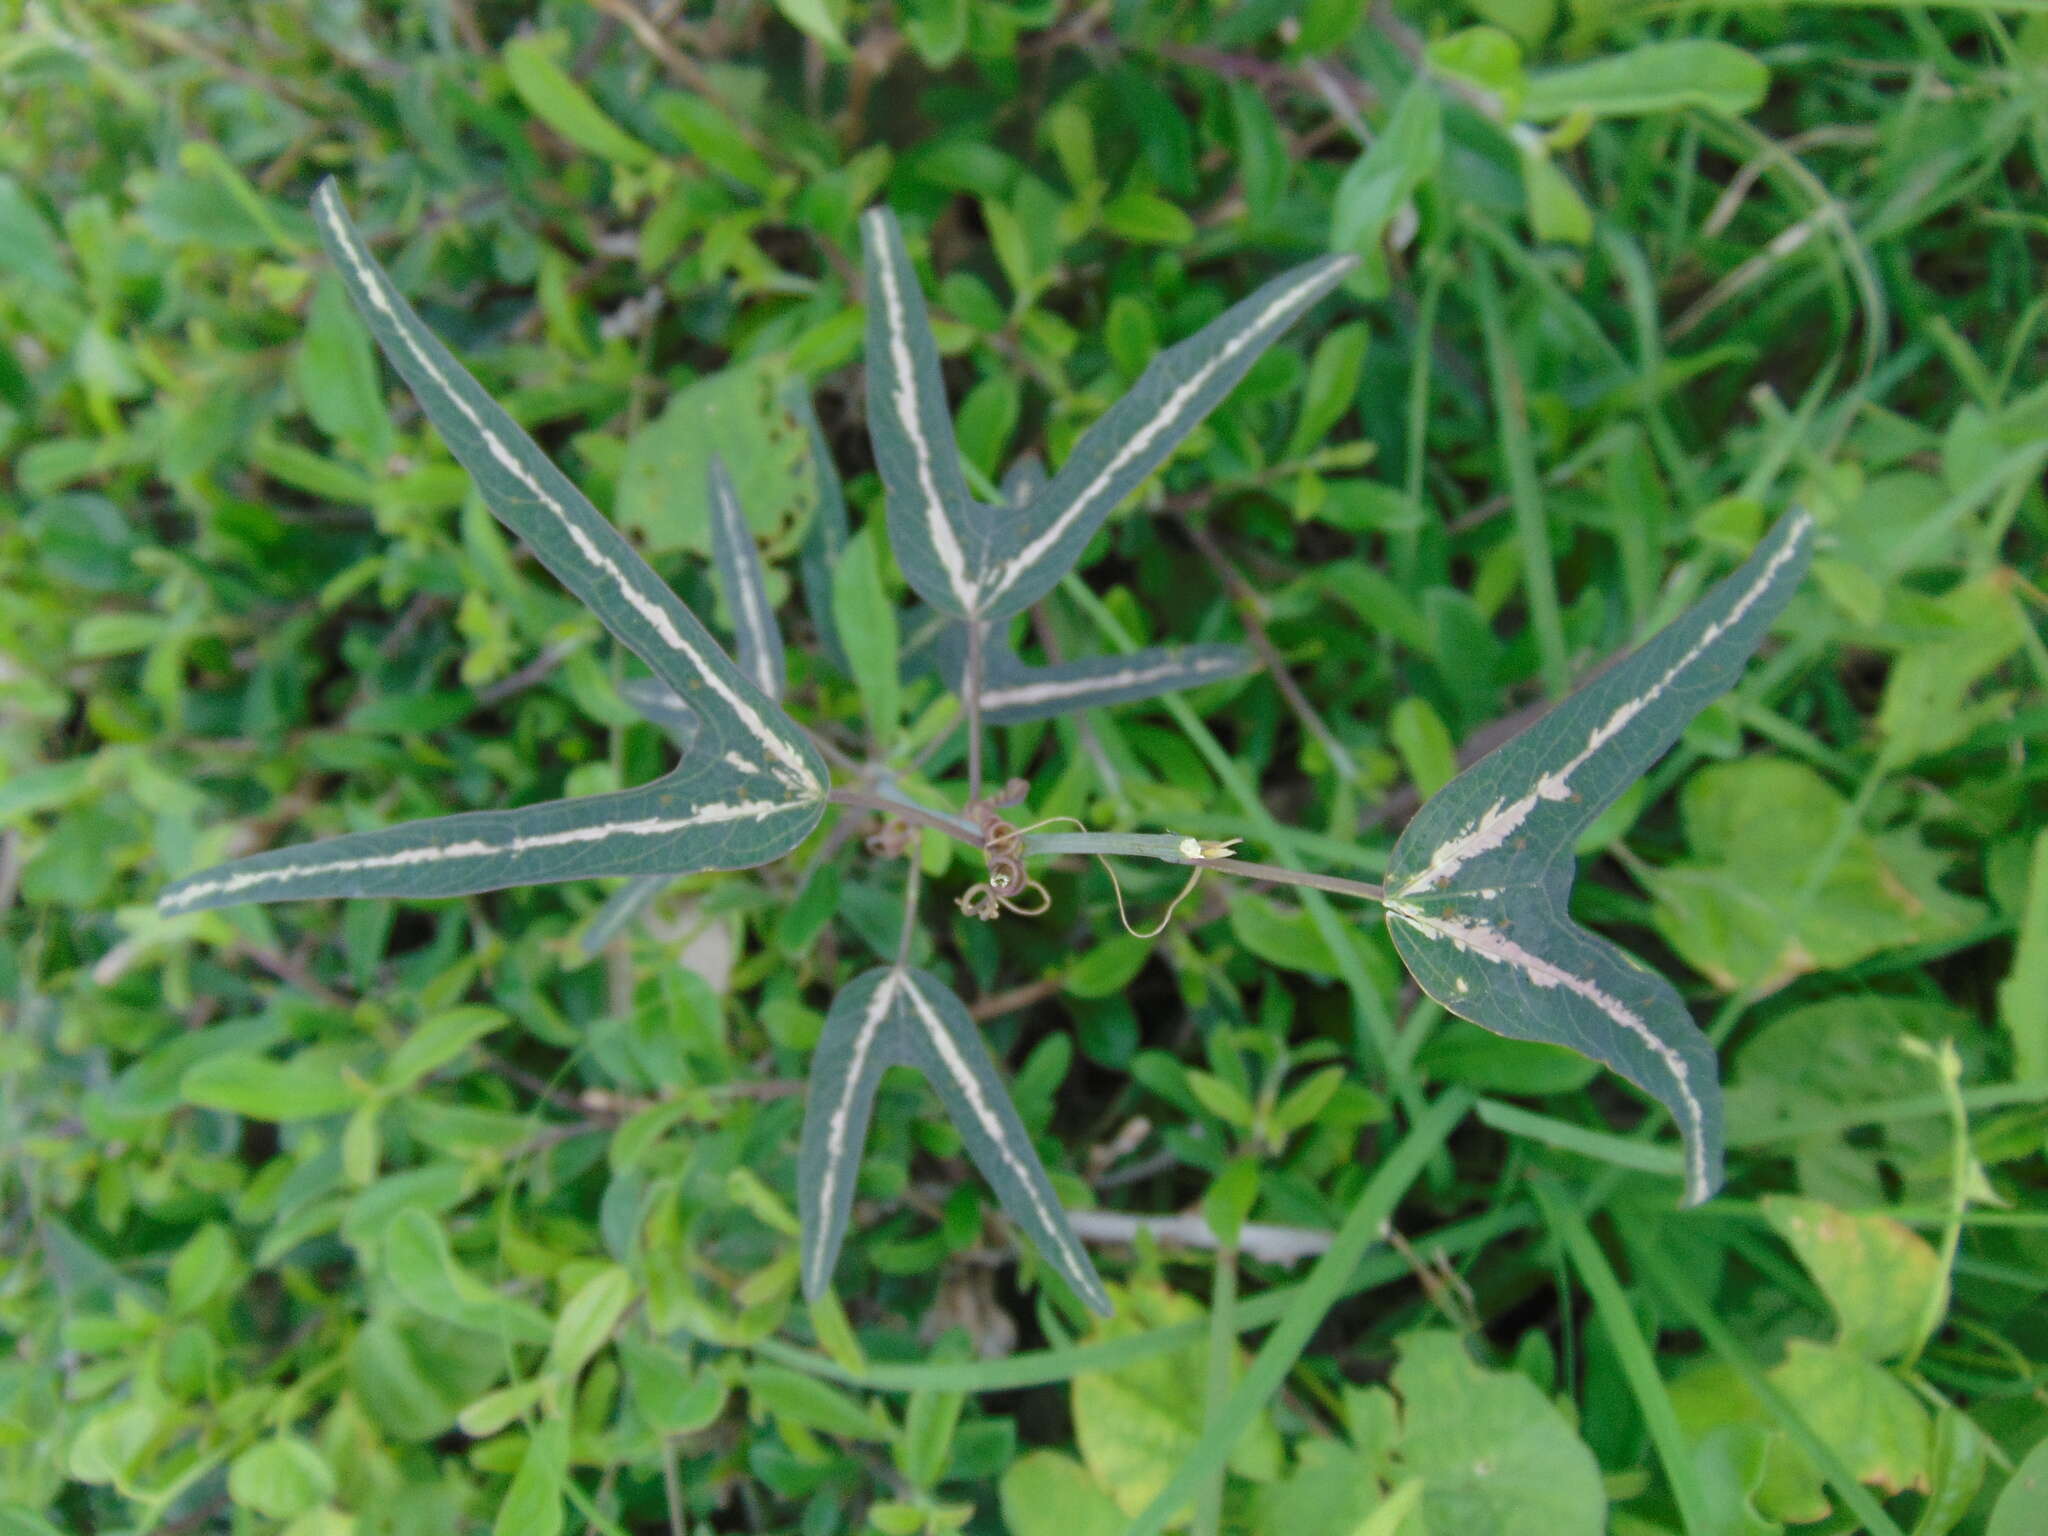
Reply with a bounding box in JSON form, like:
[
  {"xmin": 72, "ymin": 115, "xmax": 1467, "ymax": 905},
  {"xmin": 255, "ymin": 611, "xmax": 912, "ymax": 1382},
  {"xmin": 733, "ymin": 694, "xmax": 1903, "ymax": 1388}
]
[{"xmin": 1762, "ymin": 1196, "xmax": 1945, "ymax": 1361}]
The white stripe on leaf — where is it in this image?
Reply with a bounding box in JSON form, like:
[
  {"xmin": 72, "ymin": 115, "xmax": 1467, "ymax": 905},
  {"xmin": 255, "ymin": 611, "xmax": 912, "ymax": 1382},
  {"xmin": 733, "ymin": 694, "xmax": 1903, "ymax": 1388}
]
[
  {"xmin": 312, "ymin": 182, "xmax": 819, "ymax": 800},
  {"xmin": 1399, "ymin": 512, "xmax": 1814, "ymax": 898},
  {"xmin": 862, "ymin": 208, "xmax": 986, "ymax": 616},
  {"xmin": 978, "ymin": 254, "xmax": 1356, "ymax": 619},
  {"xmin": 1389, "ymin": 901, "xmax": 1713, "ymax": 1204},
  {"xmin": 797, "ymin": 966, "xmax": 1111, "ymax": 1314},
  {"xmin": 159, "ymin": 784, "xmax": 817, "ymax": 913},
  {"xmin": 897, "ymin": 973, "xmax": 1109, "ymax": 1312}
]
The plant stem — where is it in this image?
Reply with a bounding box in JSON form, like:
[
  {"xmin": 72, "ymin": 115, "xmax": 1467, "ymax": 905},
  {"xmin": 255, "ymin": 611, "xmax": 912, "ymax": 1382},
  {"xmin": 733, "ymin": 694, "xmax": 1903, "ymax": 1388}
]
[
  {"xmin": 895, "ymin": 857, "xmax": 922, "ymax": 969},
  {"xmin": 1019, "ymin": 832, "xmax": 1384, "ymax": 903},
  {"xmin": 826, "ymin": 785, "xmax": 980, "ymax": 843},
  {"xmin": 964, "ymin": 617, "xmax": 985, "ymax": 803}
]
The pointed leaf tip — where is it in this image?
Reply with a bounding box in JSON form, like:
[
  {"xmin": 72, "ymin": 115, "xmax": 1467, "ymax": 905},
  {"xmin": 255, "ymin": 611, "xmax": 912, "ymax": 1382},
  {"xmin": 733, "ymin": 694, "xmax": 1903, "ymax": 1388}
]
[
  {"xmin": 1386, "ymin": 511, "xmax": 1815, "ymax": 1205},
  {"xmin": 800, "ymin": 966, "xmax": 1112, "ymax": 1314}
]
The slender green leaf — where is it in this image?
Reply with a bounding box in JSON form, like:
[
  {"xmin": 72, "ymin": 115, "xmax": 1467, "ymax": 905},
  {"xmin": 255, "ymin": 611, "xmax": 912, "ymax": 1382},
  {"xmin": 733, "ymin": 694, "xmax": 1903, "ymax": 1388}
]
[
  {"xmin": 708, "ymin": 453, "xmax": 785, "ymax": 700},
  {"xmin": 502, "ymin": 34, "xmax": 655, "ymax": 167},
  {"xmin": 1521, "ymin": 40, "xmax": 1769, "ymax": 122},
  {"xmin": 1386, "ymin": 513, "xmax": 1815, "ymax": 1205},
  {"xmin": 799, "ymin": 966, "xmax": 1110, "ymax": 1314},
  {"xmin": 1330, "ymin": 77, "xmax": 1441, "ymax": 296}
]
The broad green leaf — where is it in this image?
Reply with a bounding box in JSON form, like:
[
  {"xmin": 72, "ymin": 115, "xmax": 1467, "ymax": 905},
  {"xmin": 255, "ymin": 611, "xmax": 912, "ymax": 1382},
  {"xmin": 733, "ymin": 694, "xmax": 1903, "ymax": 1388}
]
[
  {"xmin": 862, "ymin": 207, "xmax": 997, "ymax": 618},
  {"xmin": 382, "ymin": 1208, "xmax": 554, "ymax": 1343},
  {"xmin": 158, "ymin": 184, "xmax": 824, "ymax": 916},
  {"xmin": 294, "ymin": 273, "xmax": 392, "ymax": 461},
  {"xmin": 1330, "ymin": 76, "xmax": 1441, "ymax": 297},
  {"xmin": 708, "ymin": 454, "xmax": 786, "ymax": 700},
  {"xmin": 999, "ymin": 1451, "xmax": 1126, "ymax": 1536},
  {"xmin": 1285, "ymin": 320, "xmax": 1369, "ymax": 459},
  {"xmin": 1645, "ymin": 759, "xmax": 1980, "ymax": 992},
  {"xmin": 933, "ymin": 622, "xmax": 1252, "ymax": 724},
  {"xmin": 1762, "ymin": 1195, "xmax": 1945, "ymax": 1362},
  {"xmin": 1768, "ymin": 1339, "xmax": 1932, "ymax": 1502},
  {"xmin": 798, "ymin": 966, "xmax": 1110, "ymax": 1314},
  {"xmin": 745, "ymin": 1364, "xmax": 891, "ymax": 1441},
  {"xmin": 619, "ymin": 360, "xmax": 817, "ymax": 557},
  {"xmin": 546, "ymin": 1264, "xmax": 634, "ymax": 1380},
  {"xmin": 976, "ymin": 251, "xmax": 1355, "ymax": 621},
  {"xmin": 1988, "ymin": 1434, "xmax": 2048, "ymax": 1536},
  {"xmin": 1386, "ymin": 512, "xmax": 1814, "ymax": 1205},
  {"xmin": 493, "ymin": 1416, "xmax": 568, "ymax": 1536},
  {"xmin": 227, "ymin": 1436, "xmax": 334, "ymax": 1520},
  {"xmin": 181, "ymin": 1051, "xmax": 360, "ymax": 1121},
  {"xmin": 831, "ymin": 527, "xmax": 901, "ymax": 748},
  {"xmin": 503, "ymin": 33, "xmax": 655, "ymax": 167},
  {"xmin": 383, "ymin": 1006, "xmax": 510, "ymax": 1092},
  {"xmin": 457, "ymin": 1377, "xmax": 552, "ymax": 1439},
  {"xmin": 1522, "ymin": 40, "xmax": 1768, "ymax": 122},
  {"xmin": 1071, "ymin": 1278, "xmax": 1282, "ymax": 1518},
  {"xmin": 621, "ymin": 1338, "xmax": 729, "ymax": 1434},
  {"xmin": 1389, "ymin": 1331, "xmax": 1605, "ymax": 1535}
]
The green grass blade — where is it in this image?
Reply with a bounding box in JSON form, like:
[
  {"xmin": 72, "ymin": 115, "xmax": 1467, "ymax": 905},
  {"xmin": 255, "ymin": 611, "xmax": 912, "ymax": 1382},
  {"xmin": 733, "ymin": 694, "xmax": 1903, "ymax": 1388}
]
[
  {"xmin": 708, "ymin": 454, "xmax": 785, "ymax": 701},
  {"xmin": 1387, "ymin": 511, "xmax": 1815, "ymax": 1205},
  {"xmin": 1125, "ymin": 1089, "xmax": 1473, "ymax": 1536},
  {"xmin": 978, "ymin": 252, "xmax": 1356, "ymax": 621},
  {"xmin": 1535, "ymin": 1186, "xmax": 1713, "ymax": 1536}
]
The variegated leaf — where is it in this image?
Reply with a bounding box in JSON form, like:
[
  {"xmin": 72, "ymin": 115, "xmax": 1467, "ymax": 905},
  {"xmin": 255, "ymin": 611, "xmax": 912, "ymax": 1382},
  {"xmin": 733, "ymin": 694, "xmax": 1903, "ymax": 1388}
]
[
  {"xmin": 933, "ymin": 624, "xmax": 1253, "ymax": 724},
  {"xmin": 793, "ymin": 384, "xmax": 851, "ymax": 672},
  {"xmin": 159, "ymin": 772, "xmax": 824, "ymax": 913},
  {"xmin": 310, "ymin": 180, "xmax": 822, "ymax": 802},
  {"xmin": 861, "ymin": 207, "xmax": 999, "ymax": 619},
  {"xmin": 975, "ymin": 252, "xmax": 1357, "ymax": 621},
  {"xmin": 708, "ymin": 453, "xmax": 786, "ymax": 701},
  {"xmin": 1385, "ymin": 511, "xmax": 1816, "ymax": 1206},
  {"xmin": 159, "ymin": 184, "xmax": 827, "ymax": 917},
  {"xmin": 1000, "ymin": 453, "xmax": 1046, "ymax": 509},
  {"xmin": 799, "ymin": 965, "xmax": 1110, "ymax": 1314},
  {"xmin": 618, "ymin": 677, "xmax": 700, "ymax": 752}
]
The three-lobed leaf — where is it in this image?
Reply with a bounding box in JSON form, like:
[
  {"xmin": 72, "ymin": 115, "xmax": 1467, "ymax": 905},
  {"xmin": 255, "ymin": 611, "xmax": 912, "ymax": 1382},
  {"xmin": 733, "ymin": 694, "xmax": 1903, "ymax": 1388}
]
[
  {"xmin": 159, "ymin": 183, "xmax": 825, "ymax": 917},
  {"xmin": 1385, "ymin": 512, "xmax": 1815, "ymax": 1205}
]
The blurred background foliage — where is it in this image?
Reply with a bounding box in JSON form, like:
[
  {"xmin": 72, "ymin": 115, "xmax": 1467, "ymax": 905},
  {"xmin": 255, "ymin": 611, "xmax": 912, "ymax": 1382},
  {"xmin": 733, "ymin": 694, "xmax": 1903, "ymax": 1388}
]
[{"xmin": 3, "ymin": 1, "xmax": 2048, "ymax": 1533}]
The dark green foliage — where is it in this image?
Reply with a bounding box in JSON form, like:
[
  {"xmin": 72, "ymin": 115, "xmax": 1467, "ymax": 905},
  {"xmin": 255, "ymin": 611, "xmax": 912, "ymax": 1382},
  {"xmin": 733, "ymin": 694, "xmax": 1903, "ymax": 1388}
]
[{"xmin": 6, "ymin": 6, "xmax": 2046, "ymax": 1536}]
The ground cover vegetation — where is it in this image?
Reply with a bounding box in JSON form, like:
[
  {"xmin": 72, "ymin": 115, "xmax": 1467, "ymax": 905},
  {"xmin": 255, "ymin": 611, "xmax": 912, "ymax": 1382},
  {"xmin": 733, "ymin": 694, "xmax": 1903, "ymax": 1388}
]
[{"xmin": 3, "ymin": 2, "xmax": 2046, "ymax": 1534}]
